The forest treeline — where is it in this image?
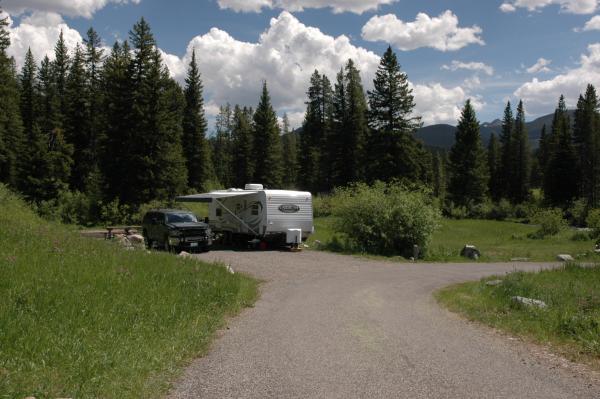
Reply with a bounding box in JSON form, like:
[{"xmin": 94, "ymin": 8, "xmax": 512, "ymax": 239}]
[{"xmin": 0, "ymin": 12, "xmax": 599, "ymax": 224}]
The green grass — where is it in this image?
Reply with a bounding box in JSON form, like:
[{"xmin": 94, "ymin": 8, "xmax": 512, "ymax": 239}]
[
  {"xmin": 0, "ymin": 186, "xmax": 258, "ymax": 398},
  {"xmin": 436, "ymin": 264, "xmax": 600, "ymax": 368},
  {"xmin": 309, "ymin": 217, "xmax": 600, "ymax": 262}
]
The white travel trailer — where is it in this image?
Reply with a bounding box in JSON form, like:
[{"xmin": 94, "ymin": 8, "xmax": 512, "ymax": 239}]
[{"xmin": 176, "ymin": 184, "xmax": 313, "ymax": 246}]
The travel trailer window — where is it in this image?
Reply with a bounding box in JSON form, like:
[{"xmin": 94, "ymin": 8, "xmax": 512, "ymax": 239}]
[{"xmin": 251, "ymin": 203, "xmax": 259, "ymax": 215}]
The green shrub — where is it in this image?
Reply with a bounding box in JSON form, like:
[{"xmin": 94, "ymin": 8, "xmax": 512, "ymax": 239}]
[
  {"xmin": 444, "ymin": 202, "xmax": 468, "ymax": 219},
  {"xmin": 586, "ymin": 209, "xmax": 600, "ymax": 238},
  {"xmin": 489, "ymin": 199, "xmax": 513, "ymax": 220},
  {"xmin": 36, "ymin": 190, "xmax": 96, "ymax": 226},
  {"xmin": 100, "ymin": 198, "xmax": 133, "ymax": 225},
  {"xmin": 567, "ymin": 198, "xmax": 589, "ymax": 227},
  {"xmin": 331, "ymin": 181, "xmax": 441, "ymax": 257},
  {"xmin": 313, "ymin": 194, "xmax": 334, "ymax": 217},
  {"xmin": 529, "ymin": 208, "xmax": 567, "ymax": 238}
]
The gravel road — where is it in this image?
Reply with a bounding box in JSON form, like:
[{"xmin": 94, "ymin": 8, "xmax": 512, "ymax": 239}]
[{"xmin": 168, "ymin": 250, "xmax": 600, "ymax": 399}]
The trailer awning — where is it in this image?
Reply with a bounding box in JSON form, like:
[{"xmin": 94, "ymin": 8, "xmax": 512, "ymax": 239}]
[{"xmin": 176, "ymin": 191, "xmax": 257, "ymax": 203}]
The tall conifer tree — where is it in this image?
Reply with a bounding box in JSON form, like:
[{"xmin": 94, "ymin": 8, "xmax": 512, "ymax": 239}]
[
  {"xmin": 130, "ymin": 18, "xmax": 187, "ymax": 203},
  {"xmin": 499, "ymin": 101, "xmax": 514, "ymax": 200},
  {"xmin": 212, "ymin": 104, "xmax": 233, "ymax": 188},
  {"xmin": 182, "ymin": 49, "xmax": 213, "ymax": 190},
  {"xmin": 231, "ymin": 105, "xmax": 254, "ymax": 188},
  {"xmin": 0, "ymin": 8, "xmax": 24, "ymax": 187},
  {"xmin": 573, "ymin": 84, "xmax": 600, "ymax": 206},
  {"xmin": 512, "ymin": 100, "xmax": 531, "ymax": 202},
  {"xmin": 367, "ymin": 46, "xmax": 428, "ymax": 183},
  {"xmin": 253, "ymin": 82, "xmax": 282, "ymax": 187},
  {"xmin": 544, "ymin": 95, "xmax": 578, "ymax": 205},
  {"xmin": 448, "ymin": 100, "xmax": 488, "ymax": 206}
]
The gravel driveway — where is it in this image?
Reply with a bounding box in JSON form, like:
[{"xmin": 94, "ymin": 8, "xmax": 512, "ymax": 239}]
[{"xmin": 168, "ymin": 250, "xmax": 600, "ymax": 399}]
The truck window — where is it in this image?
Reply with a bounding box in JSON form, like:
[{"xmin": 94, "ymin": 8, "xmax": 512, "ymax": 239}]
[
  {"xmin": 251, "ymin": 203, "xmax": 259, "ymax": 215},
  {"xmin": 216, "ymin": 208, "xmax": 222, "ymax": 217}
]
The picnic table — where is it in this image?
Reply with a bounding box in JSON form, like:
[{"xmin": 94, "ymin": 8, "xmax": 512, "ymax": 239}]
[{"xmin": 105, "ymin": 226, "xmax": 141, "ymax": 239}]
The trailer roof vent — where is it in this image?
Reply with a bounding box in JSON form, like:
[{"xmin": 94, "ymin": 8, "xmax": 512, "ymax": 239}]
[{"xmin": 245, "ymin": 183, "xmax": 263, "ymax": 190}]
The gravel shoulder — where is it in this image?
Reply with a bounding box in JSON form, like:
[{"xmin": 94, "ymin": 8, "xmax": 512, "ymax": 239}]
[{"xmin": 168, "ymin": 250, "xmax": 600, "ymax": 399}]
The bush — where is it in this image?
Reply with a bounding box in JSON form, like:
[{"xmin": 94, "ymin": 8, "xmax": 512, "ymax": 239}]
[
  {"xmin": 488, "ymin": 199, "xmax": 513, "ymax": 220},
  {"xmin": 567, "ymin": 198, "xmax": 589, "ymax": 227},
  {"xmin": 571, "ymin": 231, "xmax": 591, "ymax": 241},
  {"xmin": 100, "ymin": 198, "xmax": 133, "ymax": 225},
  {"xmin": 586, "ymin": 209, "xmax": 600, "ymax": 238},
  {"xmin": 444, "ymin": 202, "xmax": 468, "ymax": 219},
  {"xmin": 313, "ymin": 194, "xmax": 334, "ymax": 217},
  {"xmin": 331, "ymin": 181, "xmax": 441, "ymax": 257},
  {"xmin": 36, "ymin": 190, "xmax": 96, "ymax": 226},
  {"xmin": 529, "ymin": 208, "xmax": 567, "ymax": 238}
]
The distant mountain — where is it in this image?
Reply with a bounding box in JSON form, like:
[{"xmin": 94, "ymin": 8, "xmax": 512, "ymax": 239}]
[{"xmin": 416, "ymin": 110, "xmax": 575, "ymax": 150}]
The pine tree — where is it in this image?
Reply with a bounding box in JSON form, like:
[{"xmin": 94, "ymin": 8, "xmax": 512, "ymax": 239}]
[
  {"xmin": 18, "ymin": 48, "xmax": 39, "ymax": 195},
  {"xmin": 231, "ymin": 105, "xmax": 254, "ymax": 188},
  {"xmin": 83, "ymin": 27, "xmax": 105, "ymax": 199},
  {"xmin": 127, "ymin": 18, "xmax": 187, "ymax": 204},
  {"xmin": 182, "ymin": 49, "xmax": 213, "ymax": 191},
  {"xmin": 448, "ymin": 100, "xmax": 489, "ymax": 206},
  {"xmin": 0, "ymin": 9, "xmax": 24, "ymax": 187},
  {"xmin": 281, "ymin": 112, "xmax": 299, "ymax": 188},
  {"xmin": 299, "ymin": 70, "xmax": 332, "ymax": 192},
  {"xmin": 37, "ymin": 54, "xmax": 73, "ymax": 199},
  {"xmin": 65, "ymin": 44, "xmax": 90, "ymax": 191},
  {"xmin": 52, "ymin": 30, "xmax": 70, "ymax": 126},
  {"xmin": 573, "ymin": 84, "xmax": 600, "ymax": 206},
  {"xmin": 498, "ymin": 101, "xmax": 514, "ymax": 200},
  {"xmin": 367, "ymin": 46, "xmax": 429, "ymax": 183},
  {"xmin": 253, "ymin": 82, "xmax": 283, "ymax": 188},
  {"xmin": 487, "ymin": 133, "xmax": 501, "ymax": 201},
  {"xmin": 341, "ymin": 59, "xmax": 368, "ymax": 185},
  {"xmin": 512, "ymin": 100, "xmax": 531, "ymax": 202},
  {"xmin": 212, "ymin": 104, "xmax": 233, "ymax": 188},
  {"xmin": 101, "ymin": 41, "xmax": 134, "ymax": 202},
  {"xmin": 544, "ymin": 95, "xmax": 578, "ymax": 206}
]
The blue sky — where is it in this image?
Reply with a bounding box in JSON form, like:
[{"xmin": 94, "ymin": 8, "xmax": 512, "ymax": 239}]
[{"xmin": 2, "ymin": 0, "xmax": 600, "ymax": 129}]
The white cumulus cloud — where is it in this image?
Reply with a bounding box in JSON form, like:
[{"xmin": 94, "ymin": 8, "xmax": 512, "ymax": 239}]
[
  {"xmin": 582, "ymin": 14, "xmax": 600, "ymax": 30},
  {"xmin": 217, "ymin": 0, "xmax": 397, "ymax": 14},
  {"xmin": 515, "ymin": 43, "xmax": 600, "ymax": 114},
  {"xmin": 361, "ymin": 10, "xmax": 484, "ymax": 52},
  {"xmin": 162, "ymin": 11, "xmax": 381, "ymax": 118},
  {"xmin": 441, "ymin": 60, "xmax": 494, "ymax": 76},
  {"xmin": 1, "ymin": 0, "xmax": 140, "ymax": 19},
  {"xmin": 499, "ymin": 0, "xmax": 598, "ymax": 14},
  {"xmin": 526, "ymin": 57, "xmax": 552, "ymax": 73},
  {"xmin": 412, "ymin": 83, "xmax": 484, "ymax": 125},
  {"xmin": 5, "ymin": 11, "xmax": 84, "ymax": 68}
]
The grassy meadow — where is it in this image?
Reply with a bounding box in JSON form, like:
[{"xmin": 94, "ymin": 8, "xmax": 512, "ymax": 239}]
[
  {"xmin": 436, "ymin": 264, "xmax": 600, "ymax": 368},
  {"xmin": 307, "ymin": 216, "xmax": 600, "ymax": 262},
  {"xmin": 0, "ymin": 186, "xmax": 258, "ymax": 398}
]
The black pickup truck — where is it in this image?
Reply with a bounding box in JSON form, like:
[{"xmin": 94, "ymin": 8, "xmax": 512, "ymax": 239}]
[{"xmin": 142, "ymin": 209, "xmax": 212, "ymax": 252}]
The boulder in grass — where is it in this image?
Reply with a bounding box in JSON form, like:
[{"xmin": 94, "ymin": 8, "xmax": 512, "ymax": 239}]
[
  {"xmin": 556, "ymin": 254, "xmax": 574, "ymax": 262},
  {"xmin": 128, "ymin": 234, "xmax": 145, "ymax": 244},
  {"xmin": 512, "ymin": 296, "xmax": 547, "ymax": 309},
  {"xmin": 178, "ymin": 251, "xmax": 192, "ymax": 258},
  {"xmin": 461, "ymin": 245, "xmax": 481, "ymax": 260}
]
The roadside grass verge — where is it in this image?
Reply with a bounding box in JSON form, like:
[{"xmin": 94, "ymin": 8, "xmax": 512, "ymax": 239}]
[
  {"xmin": 0, "ymin": 185, "xmax": 258, "ymax": 398},
  {"xmin": 308, "ymin": 217, "xmax": 600, "ymax": 262},
  {"xmin": 435, "ymin": 264, "xmax": 600, "ymax": 368}
]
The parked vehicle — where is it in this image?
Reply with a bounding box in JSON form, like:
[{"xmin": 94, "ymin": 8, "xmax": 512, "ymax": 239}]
[
  {"xmin": 141, "ymin": 209, "xmax": 212, "ymax": 252},
  {"xmin": 176, "ymin": 184, "xmax": 313, "ymax": 248}
]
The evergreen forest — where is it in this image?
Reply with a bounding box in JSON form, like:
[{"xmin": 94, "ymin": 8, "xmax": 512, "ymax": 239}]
[{"xmin": 1, "ymin": 13, "xmax": 599, "ymax": 225}]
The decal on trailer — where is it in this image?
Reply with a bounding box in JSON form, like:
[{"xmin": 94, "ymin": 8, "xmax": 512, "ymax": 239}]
[{"xmin": 278, "ymin": 204, "xmax": 300, "ymax": 213}]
